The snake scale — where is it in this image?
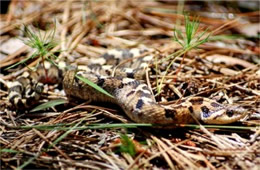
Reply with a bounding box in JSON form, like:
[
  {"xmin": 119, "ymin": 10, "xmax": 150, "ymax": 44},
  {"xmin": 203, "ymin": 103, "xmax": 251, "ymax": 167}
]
[{"xmin": 8, "ymin": 48, "xmax": 247, "ymax": 125}]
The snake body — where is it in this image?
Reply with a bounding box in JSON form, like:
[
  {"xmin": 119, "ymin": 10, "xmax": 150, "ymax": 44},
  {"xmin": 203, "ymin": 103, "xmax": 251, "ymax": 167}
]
[{"xmin": 8, "ymin": 48, "xmax": 247, "ymax": 125}]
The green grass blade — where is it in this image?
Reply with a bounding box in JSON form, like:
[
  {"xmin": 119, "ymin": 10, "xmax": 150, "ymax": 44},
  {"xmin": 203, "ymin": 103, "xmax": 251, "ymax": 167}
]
[
  {"xmin": 3, "ymin": 123, "xmax": 257, "ymax": 131},
  {"xmin": 0, "ymin": 148, "xmax": 19, "ymax": 153},
  {"xmin": 173, "ymin": 27, "xmax": 184, "ymax": 47},
  {"xmin": 5, "ymin": 52, "xmax": 38, "ymax": 70},
  {"xmin": 30, "ymin": 99, "xmax": 67, "ymax": 112},
  {"xmin": 17, "ymin": 155, "xmax": 38, "ymax": 170},
  {"xmin": 209, "ymin": 34, "xmax": 242, "ymax": 41},
  {"xmin": 87, "ymin": 123, "xmax": 153, "ymax": 129},
  {"xmin": 75, "ymin": 74, "xmax": 114, "ymax": 98},
  {"xmin": 11, "ymin": 123, "xmax": 153, "ymax": 131}
]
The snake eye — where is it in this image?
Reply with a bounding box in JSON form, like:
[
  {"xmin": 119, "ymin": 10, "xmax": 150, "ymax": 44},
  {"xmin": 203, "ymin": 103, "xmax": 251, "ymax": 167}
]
[
  {"xmin": 201, "ymin": 106, "xmax": 210, "ymax": 118},
  {"xmin": 226, "ymin": 110, "xmax": 234, "ymax": 117}
]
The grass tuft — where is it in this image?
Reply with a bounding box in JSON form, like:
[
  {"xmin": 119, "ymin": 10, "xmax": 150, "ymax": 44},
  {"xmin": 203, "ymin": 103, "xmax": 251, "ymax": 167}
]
[
  {"xmin": 156, "ymin": 15, "xmax": 210, "ymax": 95},
  {"xmin": 117, "ymin": 134, "xmax": 136, "ymax": 157},
  {"xmin": 6, "ymin": 22, "xmax": 58, "ymax": 70}
]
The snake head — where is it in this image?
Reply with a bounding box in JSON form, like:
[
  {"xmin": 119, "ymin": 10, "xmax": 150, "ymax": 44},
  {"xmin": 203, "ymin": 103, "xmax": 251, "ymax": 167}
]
[{"xmin": 201, "ymin": 105, "xmax": 248, "ymax": 124}]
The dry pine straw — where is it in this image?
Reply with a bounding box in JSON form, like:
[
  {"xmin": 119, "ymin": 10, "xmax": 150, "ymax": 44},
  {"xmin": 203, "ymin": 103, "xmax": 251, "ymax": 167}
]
[{"xmin": 0, "ymin": 1, "xmax": 259, "ymax": 169}]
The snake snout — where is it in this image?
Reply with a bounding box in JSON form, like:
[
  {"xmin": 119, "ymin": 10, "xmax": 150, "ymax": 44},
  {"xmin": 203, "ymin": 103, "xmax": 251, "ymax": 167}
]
[
  {"xmin": 227, "ymin": 105, "xmax": 248, "ymax": 117},
  {"xmin": 202, "ymin": 105, "xmax": 248, "ymax": 124}
]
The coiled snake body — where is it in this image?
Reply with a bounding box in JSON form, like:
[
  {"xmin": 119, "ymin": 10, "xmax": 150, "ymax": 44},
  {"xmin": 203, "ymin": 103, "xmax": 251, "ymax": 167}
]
[{"xmin": 8, "ymin": 48, "xmax": 247, "ymax": 125}]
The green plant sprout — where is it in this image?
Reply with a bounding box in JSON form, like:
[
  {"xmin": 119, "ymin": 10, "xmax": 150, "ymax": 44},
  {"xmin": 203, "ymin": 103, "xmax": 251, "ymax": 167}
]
[
  {"xmin": 6, "ymin": 23, "xmax": 58, "ymax": 71},
  {"xmin": 173, "ymin": 15, "xmax": 209, "ymax": 48},
  {"xmin": 156, "ymin": 15, "xmax": 211, "ymax": 95},
  {"xmin": 117, "ymin": 134, "xmax": 136, "ymax": 157}
]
